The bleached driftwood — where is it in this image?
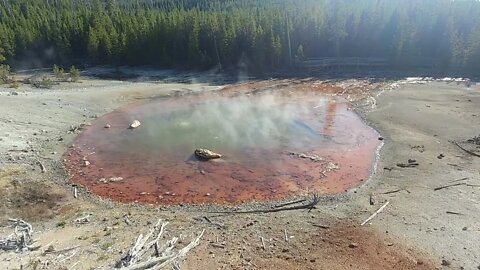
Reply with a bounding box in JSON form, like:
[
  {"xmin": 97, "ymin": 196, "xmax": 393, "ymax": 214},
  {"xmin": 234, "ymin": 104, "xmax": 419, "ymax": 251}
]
[
  {"xmin": 0, "ymin": 219, "xmax": 35, "ymax": 252},
  {"xmin": 361, "ymin": 201, "xmax": 390, "ymax": 226},
  {"xmin": 37, "ymin": 159, "xmax": 46, "ymax": 173},
  {"xmin": 115, "ymin": 219, "xmax": 204, "ymax": 270},
  {"xmin": 75, "ymin": 214, "xmax": 91, "ymax": 224}
]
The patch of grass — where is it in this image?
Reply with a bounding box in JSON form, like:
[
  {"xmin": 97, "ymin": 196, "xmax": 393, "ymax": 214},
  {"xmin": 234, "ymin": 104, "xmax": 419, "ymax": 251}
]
[
  {"xmin": 33, "ymin": 76, "xmax": 54, "ymax": 89},
  {"xmin": 97, "ymin": 254, "xmax": 109, "ymax": 262},
  {"xmin": 100, "ymin": 242, "xmax": 114, "ymax": 251},
  {"xmin": 8, "ymin": 81, "xmax": 20, "ymax": 88},
  {"xmin": 91, "ymin": 238, "xmax": 101, "ymax": 244},
  {"xmin": 56, "ymin": 221, "xmax": 67, "ymax": 228}
]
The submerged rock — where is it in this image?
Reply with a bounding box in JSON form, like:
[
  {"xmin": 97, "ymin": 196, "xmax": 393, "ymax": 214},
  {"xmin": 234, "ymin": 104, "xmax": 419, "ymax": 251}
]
[
  {"xmin": 194, "ymin": 148, "xmax": 222, "ymax": 160},
  {"xmin": 129, "ymin": 120, "xmax": 141, "ymax": 129}
]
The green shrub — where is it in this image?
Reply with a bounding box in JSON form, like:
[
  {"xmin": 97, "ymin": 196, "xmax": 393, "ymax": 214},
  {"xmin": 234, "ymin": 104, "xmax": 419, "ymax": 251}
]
[
  {"xmin": 69, "ymin": 65, "xmax": 80, "ymax": 82},
  {"xmin": 0, "ymin": 64, "xmax": 11, "ymax": 84},
  {"xmin": 33, "ymin": 76, "xmax": 54, "ymax": 89},
  {"xmin": 53, "ymin": 64, "xmax": 65, "ymax": 81},
  {"xmin": 9, "ymin": 81, "xmax": 20, "ymax": 88}
]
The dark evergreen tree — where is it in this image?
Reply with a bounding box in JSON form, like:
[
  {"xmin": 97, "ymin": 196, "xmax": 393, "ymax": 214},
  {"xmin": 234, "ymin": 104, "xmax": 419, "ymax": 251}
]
[{"xmin": 0, "ymin": 0, "xmax": 478, "ymax": 74}]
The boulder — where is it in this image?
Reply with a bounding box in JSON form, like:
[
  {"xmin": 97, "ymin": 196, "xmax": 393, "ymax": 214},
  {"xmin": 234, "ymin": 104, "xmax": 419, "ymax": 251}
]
[
  {"xmin": 129, "ymin": 120, "xmax": 141, "ymax": 129},
  {"xmin": 194, "ymin": 148, "xmax": 222, "ymax": 160}
]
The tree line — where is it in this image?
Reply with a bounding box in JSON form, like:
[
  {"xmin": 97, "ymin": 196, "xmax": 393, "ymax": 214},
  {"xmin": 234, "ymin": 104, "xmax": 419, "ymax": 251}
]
[{"xmin": 0, "ymin": 0, "xmax": 479, "ymax": 74}]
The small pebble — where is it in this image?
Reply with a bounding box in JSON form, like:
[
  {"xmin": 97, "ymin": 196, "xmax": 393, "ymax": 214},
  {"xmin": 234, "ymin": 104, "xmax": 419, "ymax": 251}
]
[
  {"xmin": 348, "ymin": 243, "xmax": 358, "ymax": 248},
  {"xmin": 441, "ymin": 259, "xmax": 450, "ymax": 266}
]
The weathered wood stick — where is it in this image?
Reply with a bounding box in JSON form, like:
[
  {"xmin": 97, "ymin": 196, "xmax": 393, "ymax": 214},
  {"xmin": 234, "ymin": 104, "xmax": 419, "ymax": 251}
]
[
  {"xmin": 37, "ymin": 160, "xmax": 46, "ymax": 173},
  {"xmin": 446, "ymin": 211, "xmax": 464, "ymax": 215},
  {"xmin": 449, "ymin": 177, "xmax": 469, "ymax": 183},
  {"xmin": 382, "ymin": 189, "xmax": 403, "ymax": 195},
  {"xmin": 261, "ymin": 237, "xmax": 266, "ymax": 250},
  {"xmin": 311, "ymin": 224, "xmax": 330, "ymax": 229},
  {"xmin": 453, "ymin": 141, "xmax": 480, "ymax": 158},
  {"xmin": 434, "ymin": 182, "xmax": 466, "ymax": 191},
  {"xmin": 151, "ymin": 230, "xmax": 205, "ymax": 270},
  {"xmin": 119, "ymin": 254, "xmax": 175, "ymax": 270},
  {"xmin": 209, "ymin": 194, "xmax": 320, "ymax": 215},
  {"xmin": 210, "ymin": 243, "xmax": 225, "ymax": 249},
  {"xmin": 44, "ymin": 245, "xmax": 81, "ymax": 255},
  {"xmin": 361, "ymin": 201, "xmax": 390, "ymax": 226},
  {"xmin": 274, "ymin": 199, "xmax": 307, "ymax": 208},
  {"xmin": 284, "ymin": 229, "xmax": 288, "ymax": 242}
]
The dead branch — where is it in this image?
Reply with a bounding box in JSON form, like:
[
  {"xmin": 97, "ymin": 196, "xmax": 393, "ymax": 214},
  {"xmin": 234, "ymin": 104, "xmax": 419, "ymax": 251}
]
[
  {"xmin": 446, "ymin": 211, "xmax": 464, "ymax": 215},
  {"xmin": 37, "ymin": 159, "xmax": 46, "ymax": 173},
  {"xmin": 209, "ymin": 194, "xmax": 320, "ymax": 215},
  {"xmin": 311, "ymin": 224, "xmax": 330, "ymax": 229},
  {"xmin": 434, "ymin": 182, "xmax": 466, "ymax": 191},
  {"xmin": 75, "ymin": 214, "xmax": 91, "ymax": 224},
  {"xmin": 369, "ymin": 194, "xmax": 377, "ymax": 205},
  {"xmin": 453, "ymin": 141, "xmax": 480, "ymax": 158},
  {"xmin": 0, "ymin": 219, "xmax": 34, "ymax": 252},
  {"xmin": 148, "ymin": 230, "xmax": 205, "ymax": 270},
  {"xmin": 120, "ymin": 254, "xmax": 175, "ymax": 270},
  {"xmin": 434, "ymin": 182, "xmax": 480, "ymax": 191},
  {"xmin": 210, "ymin": 243, "xmax": 225, "ymax": 249},
  {"xmin": 382, "ymin": 189, "xmax": 403, "ymax": 195},
  {"xmin": 115, "ymin": 220, "xmax": 204, "ymax": 270},
  {"xmin": 361, "ymin": 201, "xmax": 390, "ymax": 226},
  {"xmin": 274, "ymin": 199, "xmax": 306, "ymax": 208},
  {"xmin": 123, "ymin": 214, "xmax": 133, "ymax": 226},
  {"xmin": 44, "ymin": 245, "xmax": 81, "ymax": 255},
  {"xmin": 449, "ymin": 177, "xmax": 469, "ymax": 183},
  {"xmin": 196, "ymin": 216, "xmax": 225, "ymax": 229}
]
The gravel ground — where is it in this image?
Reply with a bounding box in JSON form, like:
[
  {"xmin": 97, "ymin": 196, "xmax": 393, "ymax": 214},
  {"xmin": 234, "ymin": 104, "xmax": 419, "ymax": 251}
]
[{"xmin": 0, "ymin": 71, "xmax": 477, "ymax": 269}]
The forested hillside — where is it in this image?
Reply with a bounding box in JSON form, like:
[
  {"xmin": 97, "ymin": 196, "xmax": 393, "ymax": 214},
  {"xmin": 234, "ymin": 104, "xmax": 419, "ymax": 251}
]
[{"xmin": 0, "ymin": 0, "xmax": 480, "ymax": 73}]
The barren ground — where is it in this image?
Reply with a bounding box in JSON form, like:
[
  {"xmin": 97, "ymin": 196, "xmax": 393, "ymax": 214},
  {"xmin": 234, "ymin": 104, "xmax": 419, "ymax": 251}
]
[{"xmin": 0, "ymin": 70, "xmax": 478, "ymax": 270}]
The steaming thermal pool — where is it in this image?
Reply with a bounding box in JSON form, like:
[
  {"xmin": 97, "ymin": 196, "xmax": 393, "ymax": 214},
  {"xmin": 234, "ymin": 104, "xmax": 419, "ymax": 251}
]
[{"xmin": 65, "ymin": 88, "xmax": 381, "ymax": 204}]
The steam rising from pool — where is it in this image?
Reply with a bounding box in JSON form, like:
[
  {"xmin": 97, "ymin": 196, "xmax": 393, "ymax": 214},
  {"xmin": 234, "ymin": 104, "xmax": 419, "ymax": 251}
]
[{"xmin": 65, "ymin": 88, "xmax": 381, "ymax": 204}]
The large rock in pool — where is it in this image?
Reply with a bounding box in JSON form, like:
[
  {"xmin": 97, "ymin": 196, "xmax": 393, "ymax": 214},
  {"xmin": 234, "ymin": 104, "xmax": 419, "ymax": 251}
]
[{"xmin": 194, "ymin": 148, "xmax": 222, "ymax": 160}]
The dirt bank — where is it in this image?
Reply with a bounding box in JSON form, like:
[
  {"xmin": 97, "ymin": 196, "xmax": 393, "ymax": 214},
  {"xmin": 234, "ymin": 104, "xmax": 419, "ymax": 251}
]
[{"xmin": 0, "ymin": 73, "xmax": 477, "ymax": 269}]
